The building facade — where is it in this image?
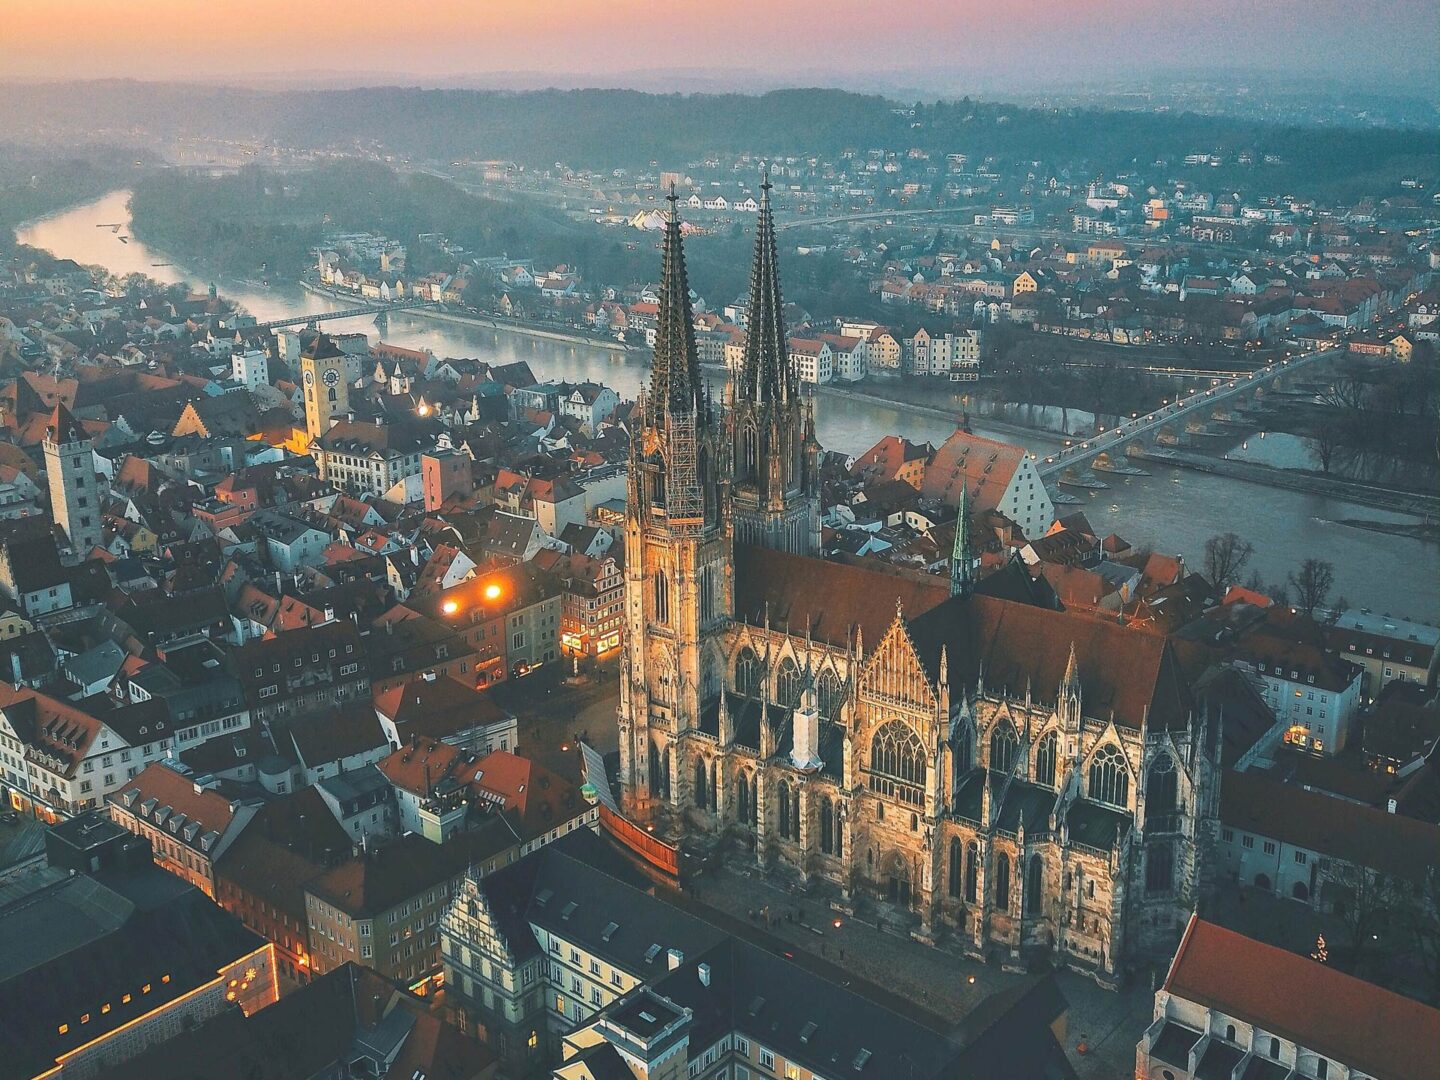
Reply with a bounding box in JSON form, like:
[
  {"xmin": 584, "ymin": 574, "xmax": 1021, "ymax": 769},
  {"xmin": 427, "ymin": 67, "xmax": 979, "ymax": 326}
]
[{"xmin": 618, "ymin": 187, "xmax": 1221, "ymax": 984}]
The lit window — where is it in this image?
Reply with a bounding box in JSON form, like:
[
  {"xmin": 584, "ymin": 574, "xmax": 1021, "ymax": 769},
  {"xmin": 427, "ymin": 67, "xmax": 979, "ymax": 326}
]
[
  {"xmin": 81, "ymin": 1014, "xmax": 90, "ymax": 1025},
  {"xmin": 101, "ymin": 1003, "xmax": 111, "ymax": 1014},
  {"xmin": 58, "ymin": 1025, "xmax": 68, "ymax": 1035}
]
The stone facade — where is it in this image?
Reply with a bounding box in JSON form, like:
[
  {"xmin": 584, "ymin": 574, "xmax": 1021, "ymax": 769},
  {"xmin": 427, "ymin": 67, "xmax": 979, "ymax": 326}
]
[{"xmin": 618, "ymin": 182, "xmax": 1222, "ymax": 984}]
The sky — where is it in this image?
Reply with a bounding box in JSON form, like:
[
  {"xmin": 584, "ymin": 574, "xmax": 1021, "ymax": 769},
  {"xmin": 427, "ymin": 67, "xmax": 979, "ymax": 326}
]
[{"xmin": 1, "ymin": 0, "xmax": 1435, "ymax": 91}]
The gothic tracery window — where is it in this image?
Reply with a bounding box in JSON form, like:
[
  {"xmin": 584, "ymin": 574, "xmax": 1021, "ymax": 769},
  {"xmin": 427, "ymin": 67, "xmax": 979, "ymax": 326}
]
[
  {"xmin": 817, "ymin": 669, "xmax": 843, "ymax": 722},
  {"xmin": 871, "ymin": 721, "xmax": 926, "ymax": 787},
  {"xmin": 654, "ymin": 570, "xmax": 670, "ymax": 625},
  {"xmin": 735, "ymin": 646, "xmax": 761, "ymax": 698},
  {"xmin": 1088, "ymin": 744, "xmax": 1130, "ymax": 808},
  {"xmin": 989, "ymin": 722, "xmax": 1019, "ymax": 774},
  {"xmin": 1145, "ymin": 753, "xmax": 1178, "ymax": 826},
  {"xmin": 995, "ymin": 852, "xmax": 1011, "ymax": 910},
  {"xmin": 775, "ymin": 657, "xmax": 802, "ymax": 708},
  {"xmin": 1034, "ymin": 731, "xmax": 1058, "ymax": 788}
]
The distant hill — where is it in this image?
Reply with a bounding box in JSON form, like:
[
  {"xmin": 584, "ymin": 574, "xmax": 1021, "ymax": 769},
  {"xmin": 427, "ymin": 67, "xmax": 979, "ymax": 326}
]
[{"xmin": 1, "ymin": 81, "xmax": 1434, "ymax": 199}]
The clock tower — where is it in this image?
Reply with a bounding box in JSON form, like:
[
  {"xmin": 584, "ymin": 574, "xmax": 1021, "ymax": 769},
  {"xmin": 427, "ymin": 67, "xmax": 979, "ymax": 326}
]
[{"xmin": 300, "ymin": 333, "xmax": 349, "ymax": 444}]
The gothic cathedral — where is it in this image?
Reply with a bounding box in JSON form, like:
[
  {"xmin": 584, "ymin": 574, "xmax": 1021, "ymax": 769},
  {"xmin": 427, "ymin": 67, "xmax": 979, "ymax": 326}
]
[{"xmin": 618, "ymin": 180, "xmax": 1220, "ymax": 984}]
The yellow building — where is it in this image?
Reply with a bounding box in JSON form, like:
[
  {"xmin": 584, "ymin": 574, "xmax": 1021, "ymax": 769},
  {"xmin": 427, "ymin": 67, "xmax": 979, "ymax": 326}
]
[{"xmin": 299, "ymin": 334, "xmax": 351, "ymax": 445}]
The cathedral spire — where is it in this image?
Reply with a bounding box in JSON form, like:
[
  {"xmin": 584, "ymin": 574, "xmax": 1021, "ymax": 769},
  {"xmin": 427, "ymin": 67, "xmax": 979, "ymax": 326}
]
[
  {"xmin": 950, "ymin": 483, "xmax": 973, "ymax": 598},
  {"xmin": 648, "ymin": 185, "xmax": 705, "ymax": 425},
  {"xmin": 739, "ymin": 168, "xmax": 793, "ymax": 408},
  {"xmin": 1061, "ymin": 641, "xmax": 1080, "ymax": 701}
]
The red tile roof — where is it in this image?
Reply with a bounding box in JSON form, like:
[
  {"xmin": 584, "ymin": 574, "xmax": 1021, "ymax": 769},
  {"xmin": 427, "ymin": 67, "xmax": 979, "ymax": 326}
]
[{"xmin": 1165, "ymin": 916, "xmax": 1440, "ymax": 1080}]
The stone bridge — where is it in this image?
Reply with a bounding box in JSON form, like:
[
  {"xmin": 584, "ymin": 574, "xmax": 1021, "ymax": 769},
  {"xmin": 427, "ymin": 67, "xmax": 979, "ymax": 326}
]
[{"xmin": 1035, "ymin": 346, "xmax": 1344, "ymax": 482}]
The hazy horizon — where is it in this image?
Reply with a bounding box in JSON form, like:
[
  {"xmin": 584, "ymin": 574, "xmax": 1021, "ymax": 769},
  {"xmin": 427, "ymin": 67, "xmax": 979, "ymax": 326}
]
[{"xmin": 3, "ymin": 0, "xmax": 1436, "ymax": 97}]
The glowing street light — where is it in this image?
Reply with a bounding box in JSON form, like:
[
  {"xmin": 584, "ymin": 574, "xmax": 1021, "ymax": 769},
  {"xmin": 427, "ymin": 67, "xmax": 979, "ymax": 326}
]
[
  {"xmin": 483, "ymin": 582, "xmax": 504, "ymax": 602},
  {"xmin": 442, "ymin": 599, "xmax": 459, "ymax": 615}
]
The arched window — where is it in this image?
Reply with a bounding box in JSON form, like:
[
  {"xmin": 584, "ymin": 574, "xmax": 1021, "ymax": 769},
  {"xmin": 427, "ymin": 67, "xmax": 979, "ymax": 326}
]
[
  {"xmin": 650, "ymin": 468, "xmax": 665, "ymax": 507},
  {"xmin": 735, "ymin": 771, "xmax": 750, "ymax": 824},
  {"xmin": 833, "ymin": 803, "xmax": 843, "ymax": 858},
  {"xmin": 989, "ymin": 722, "xmax": 1019, "ymax": 774},
  {"xmin": 1292, "ymin": 881, "xmax": 1309, "ymax": 901},
  {"xmin": 995, "ymin": 853, "xmax": 1011, "ymax": 910},
  {"xmin": 700, "ymin": 565, "xmax": 714, "ymax": 624},
  {"xmin": 1088, "ymin": 744, "xmax": 1129, "ymax": 807},
  {"xmin": 948, "ymin": 837, "xmax": 963, "ymax": 898},
  {"xmin": 776, "ymin": 657, "xmax": 802, "ymax": 708},
  {"xmin": 1225, "ymin": 1024, "xmax": 1237, "ymax": 1043},
  {"xmin": 654, "ymin": 571, "xmax": 670, "ymax": 625},
  {"xmin": 964, "ymin": 841, "xmax": 979, "ymax": 903},
  {"xmin": 817, "ymin": 670, "xmax": 844, "ymax": 722},
  {"xmin": 742, "ymin": 424, "xmax": 759, "ymax": 481},
  {"xmin": 1034, "ymin": 731, "xmax": 1058, "ymax": 788},
  {"xmin": 693, "ymin": 758, "xmax": 708, "ymax": 810},
  {"xmin": 778, "ymin": 784, "xmax": 791, "ymax": 839},
  {"xmin": 871, "ymin": 721, "xmax": 926, "ymax": 787},
  {"xmin": 647, "ymin": 738, "xmax": 662, "ymax": 797},
  {"xmin": 1255, "ymin": 873, "xmax": 1272, "ymax": 891},
  {"xmin": 820, "ymin": 797, "xmax": 834, "ymax": 854},
  {"xmin": 326, "ymin": 387, "xmax": 337, "ymax": 402},
  {"xmin": 1146, "ymin": 753, "xmax": 1177, "ymax": 827},
  {"xmin": 735, "ymin": 647, "xmax": 761, "ymax": 698},
  {"xmin": 1146, "ymin": 841, "xmax": 1173, "ymax": 895},
  {"xmin": 1268, "ymin": 1038, "xmax": 1280, "ymax": 1059},
  {"xmin": 1026, "ymin": 854, "xmax": 1043, "ymax": 914},
  {"xmin": 953, "ymin": 722, "xmax": 973, "ymax": 773}
]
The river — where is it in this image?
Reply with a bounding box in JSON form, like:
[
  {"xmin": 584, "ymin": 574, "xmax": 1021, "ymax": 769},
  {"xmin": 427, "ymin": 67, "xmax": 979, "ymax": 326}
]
[{"xmin": 18, "ymin": 190, "xmax": 1439, "ymax": 622}]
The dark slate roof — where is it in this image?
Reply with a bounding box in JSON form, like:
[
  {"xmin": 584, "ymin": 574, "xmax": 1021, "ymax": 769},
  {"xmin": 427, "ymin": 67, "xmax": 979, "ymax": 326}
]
[{"xmin": 0, "ymin": 865, "xmax": 263, "ymax": 1079}]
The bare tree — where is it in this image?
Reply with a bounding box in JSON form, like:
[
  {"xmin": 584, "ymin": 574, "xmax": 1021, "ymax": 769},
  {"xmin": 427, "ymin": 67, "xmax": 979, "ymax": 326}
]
[
  {"xmin": 1289, "ymin": 558, "xmax": 1336, "ymax": 619},
  {"xmin": 1307, "ymin": 421, "xmax": 1342, "ymax": 474},
  {"xmin": 1321, "ymin": 860, "xmax": 1404, "ymax": 975},
  {"xmin": 1203, "ymin": 532, "xmax": 1255, "ymax": 594}
]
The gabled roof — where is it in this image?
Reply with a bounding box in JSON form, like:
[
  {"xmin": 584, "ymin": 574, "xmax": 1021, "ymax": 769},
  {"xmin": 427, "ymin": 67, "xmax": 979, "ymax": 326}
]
[{"xmin": 1165, "ymin": 916, "xmax": 1440, "ymax": 1080}]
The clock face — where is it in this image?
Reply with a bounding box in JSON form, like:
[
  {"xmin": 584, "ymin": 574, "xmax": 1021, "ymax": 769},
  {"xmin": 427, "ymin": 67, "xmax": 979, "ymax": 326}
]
[
  {"xmin": 302, "ymin": 369, "xmax": 315, "ymax": 386},
  {"xmin": 323, "ymin": 368, "xmax": 341, "ymax": 387}
]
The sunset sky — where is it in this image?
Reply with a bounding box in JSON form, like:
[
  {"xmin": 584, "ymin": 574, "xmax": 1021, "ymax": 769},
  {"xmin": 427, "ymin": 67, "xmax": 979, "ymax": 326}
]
[{"xmin": 2, "ymin": 0, "xmax": 1435, "ymax": 89}]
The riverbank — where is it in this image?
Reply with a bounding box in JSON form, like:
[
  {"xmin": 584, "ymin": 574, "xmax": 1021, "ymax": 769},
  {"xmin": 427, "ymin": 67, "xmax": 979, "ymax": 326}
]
[
  {"xmin": 1132, "ymin": 447, "xmax": 1440, "ymax": 518},
  {"xmin": 298, "ymin": 280, "xmax": 632, "ymax": 354}
]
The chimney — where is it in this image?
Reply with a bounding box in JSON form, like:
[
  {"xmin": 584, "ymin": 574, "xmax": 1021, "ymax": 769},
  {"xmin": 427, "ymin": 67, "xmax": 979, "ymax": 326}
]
[
  {"xmin": 698, "ymin": 962, "xmax": 711, "ymax": 987},
  {"xmin": 9, "ymin": 650, "xmax": 21, "ymax": 686},
  {"xmin": 322, "ymin": 606, "xmax": 335, "ymax": 624},
  {"xmin": 667, "ymin": 948, "xmax": 683, "ymax": 971}
]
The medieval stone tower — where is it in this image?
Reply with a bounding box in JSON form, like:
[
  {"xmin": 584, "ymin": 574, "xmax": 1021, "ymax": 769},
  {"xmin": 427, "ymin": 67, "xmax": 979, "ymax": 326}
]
[
  {"xmin": 618, "ymin": 190, "xmax": 732, "ymax": 821},
  {"xmin": 43, "ymin": 404, "xmax": 102, "ymax": 557},
  {"xmin": 300, "ymin": 332, "xmax": 350, "ymax": 444}
]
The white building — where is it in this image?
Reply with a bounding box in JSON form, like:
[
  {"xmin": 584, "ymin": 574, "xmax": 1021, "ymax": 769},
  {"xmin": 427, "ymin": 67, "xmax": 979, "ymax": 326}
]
[
  {"xmin": 1235, "ymin": 629, "xmax": 1363, "ymax": 755},
  {"xmin": 787, "ymin": 338, "xmax": 833, "ymax": 384},
  {"xmin": 921, "ymin": 429, "xmax": 1057, "ymax": 541},
  {"xmin": 231, "ymin": 349, "xmax": 270, "ymax": 392},
  {"xmin": 1137, "ymin": 915, "xmax": 1438, "ymax": 1080}
]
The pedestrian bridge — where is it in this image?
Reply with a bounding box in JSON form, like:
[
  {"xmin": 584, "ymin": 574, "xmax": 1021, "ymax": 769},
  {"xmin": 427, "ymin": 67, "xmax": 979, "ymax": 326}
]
[{"xmin": 1035, "ymin": 347, "xmax": 1342, "ymax": 481}]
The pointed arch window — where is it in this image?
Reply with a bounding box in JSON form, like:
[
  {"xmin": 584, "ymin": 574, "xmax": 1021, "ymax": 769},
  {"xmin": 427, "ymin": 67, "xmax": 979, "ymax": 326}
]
[
  {"xmin": 871, "ymin": 721, "xmax": 926, "ymax": 787},
  {"xmin": 1026, "ymin": 854, "xmax": 1044, "ymax": 914},
  {"xmin": 693, "ymin": 757, "xmax": 708, "ymax": 810},
  {"xmin": 989, "ymin": 723, "xmax": 1019, "ymax": 775},
  {"xmin": 820, "ymin": 797, "xmax": 834, "ymax": 854},
  {"xmin": 995, "ymin": 853, "xmax": 1011, "ymax": 910},
  {"xmin": 964, "ymin": 841, "xmax": 979, "ymax": 903},
  {"xmin": 735, "ymin": 647, "xmax": 761, "ymax": 698},
  {"xmin": 817, "ymin": 670, "xmax": 843, "ymax": 722},
  {"xmin": 832, "ymin": 803, "xmax": 843, "ymax": 858},
  {"xmin": 741, "ymin": 423, "xmax": 759, "ymax": 481},
  {"xmin": 735, "ymin": 771, "xmax": 751, "ymax": 824},
  {"xmin": 1088, "ymin": 744, "xmax": 1129, "ymax": 808},
  {"xmin": 654, "ymin": 570, "xmax": 670, "ymax": 625},
  {"xmin": 1145, "ymin": 753, "xmax": 1178, "ymax": 829},
  {"xmin": 775, "ymin": 657, "xmax": 802, "ymax": 708},
  {"xmin": 1034, "ymin": 731, "xmax": 1058, "ymax": 788},
  {"xmin": 650, "ymin": 467, "xmax": 666, "ymax": 508},
  {"xmin": 948, "ymin": 837, "xmax": 963, "ymax": 898},
  {"xmin": 1146, "ymin": 840, "xmax": 1174, "ymax": 895}
]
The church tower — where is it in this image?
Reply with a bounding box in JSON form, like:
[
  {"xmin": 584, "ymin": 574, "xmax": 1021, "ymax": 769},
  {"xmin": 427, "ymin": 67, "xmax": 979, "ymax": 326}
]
[
  {"xmin": 300, "ymin": 333, "xmax": 349, "ymax": 445},
  {"xmin": 43, "ymin": 404, "xmax": 102, "ymax": 558},
  {"xmin": 729, "ymin": 172, "xmax": 821, "ymax": 554},
  {"xmin": 619, "ymin": 190, "xmax": 731, "ymax": 821}
]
